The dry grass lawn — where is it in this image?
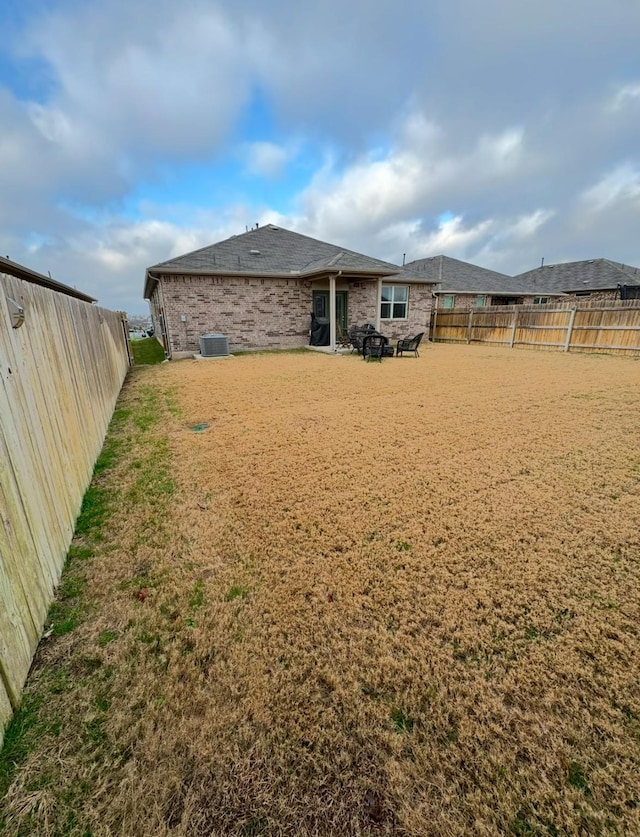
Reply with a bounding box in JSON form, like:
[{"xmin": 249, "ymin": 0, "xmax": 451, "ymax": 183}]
[{"xmin": 2, "ymin": 344, "xmax": 640, "ymax": 836}]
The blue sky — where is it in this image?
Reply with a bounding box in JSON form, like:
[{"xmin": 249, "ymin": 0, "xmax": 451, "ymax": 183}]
[{"xmin": 1, "ymin": 0, "xmax": 639, "ymax": 313}]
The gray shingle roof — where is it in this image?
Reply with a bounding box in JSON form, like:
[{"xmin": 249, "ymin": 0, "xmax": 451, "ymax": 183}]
[
  {"xmin": 515, "ymin": 259, "xmax": 640, "ymax": 293},
  {"xmin": 404, "ymin": 255, "xmax": 531, "ymax": 295},
  {"xmin": 149, "ymin": 225, "xmax": 403, "ymax": 278}
]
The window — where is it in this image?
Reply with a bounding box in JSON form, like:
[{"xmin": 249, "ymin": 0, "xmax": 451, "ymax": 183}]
[
  {"xmin": 492, "ymin": 296, "xmax": 522, "ymax": 306},
  {"xmin": 533, "ymin": 297, "xmax": 550, "ymax": 305},
  {"xmin": 475, "ymin": 295, "xmax": 487, "ymax": 307},
  {"xmin": 381, "ymin": 285, "xmax": 408, "ymax": 319},
  {"xmin": 575, "ymin": 291, "xmax": 592, "ymax": 297},
  {"xmin": 442, "ymin": 294, "xmax": 456, "ymax": 309}
]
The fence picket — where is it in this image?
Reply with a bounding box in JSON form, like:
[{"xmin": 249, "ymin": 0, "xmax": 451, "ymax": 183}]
[
  {"xmin": 432, "ymin": 302, "xmax": 640, "ymax": 356},
  {"xmin": 0, "ymin": 274, "xmax": 130, "ymax": 745}
]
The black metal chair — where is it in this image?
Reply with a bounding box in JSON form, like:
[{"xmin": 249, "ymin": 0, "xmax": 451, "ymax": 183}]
[
  {"xmin": 362, "ymin": 333, "xmax": 386, "ymax": 361},
  {"xmin": 349, "ymin": 323, "xmax": 377, "ymax": 354},
  {"xmin": 396, "ymin": 332, "xmax": 425, "ymax": 357}
]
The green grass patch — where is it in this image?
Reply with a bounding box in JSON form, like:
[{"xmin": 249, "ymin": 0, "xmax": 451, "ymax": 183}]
[
  {"xmin": 46, "ymin": 564, "xmax": 88, "ymax": 637},
  {"xmin": 97, "ymin": 631, "xmax": 118, "ymax": 648},
  {"xmin": 85, "ymin": 717, "xmax": 107, "ymax": 746},
  {"xmin": 0, "ymin": 694, "xmax": 45, "ymax": 799},
  {"xmin": 225, "ymin": 585, "xmax": 248, "ymax": 602},
  {"xmin": 189, "ymin": 580, "xmax": 205, "ymax": 610},
  {"xmin": 75, "ymin": 485, "xmax": 110, "ymax": 538},
  {"xmin": 134, "ymin": 386, "xmax": 162, "ymax": 432},
  {"xmin": 568, "ymin": 761, "xmax": 591, "ymax": 795},
  {"xmin": 240, "ymin": 816, "xmax": 269, "ymax": 836},
  {"xmin": 390, "ymin": 707, "xmax": 414, "ymax": 733},
  {"xmin": 68, "ymin": 545, "xmax": 94, "ymax": 561},
  {"xmin": 131, "ymin": 337, "xmax": 165, "ymax": 365},
  {"xmin": 128, "ymin": 439, "xmax": 175, "ymax": 502}
]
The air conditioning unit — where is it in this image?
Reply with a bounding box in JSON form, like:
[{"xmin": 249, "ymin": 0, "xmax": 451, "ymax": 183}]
[{"xmin": 199, "ymin": 333, "xmax": 230, "ymax": 357}]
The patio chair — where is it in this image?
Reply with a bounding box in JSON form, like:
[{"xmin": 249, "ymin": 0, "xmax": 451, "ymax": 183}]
[
  {"xmin": 396, "ymin": 332, "xmax": 425, "ymax": 358},
  {"xmin": 362, "ymin": 333, "xmax": 386, "ymax": 362},
  {"xmin": 349, "ymin": 323, "xmax": 376, "ymax": 354}
]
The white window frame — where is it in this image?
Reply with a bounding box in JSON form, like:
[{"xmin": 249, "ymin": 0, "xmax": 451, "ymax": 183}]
[
  {"xmin": 533, "ymin": 296, "xmax": 550, "ymax": 305},
  {"xmin": 442, "ymin": 294, "xmax": 456, "ymax": 309},
  {"xmin": 380, "ymin": 284, "xmax": 408, "ymax": 320},
  {"xmin": 475, "ymin": 295, "xmax": 487, "ymax": 307}
]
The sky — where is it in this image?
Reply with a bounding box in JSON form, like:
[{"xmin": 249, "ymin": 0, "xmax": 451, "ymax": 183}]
[{"xmin": 1, "ymin": 0, "xmax": 639, "ymax": 314}]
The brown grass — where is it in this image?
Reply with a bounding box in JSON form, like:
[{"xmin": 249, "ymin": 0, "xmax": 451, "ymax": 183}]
[{"xmin": 3, "ymin": 344, "xmax": 640, "ymax": 836}]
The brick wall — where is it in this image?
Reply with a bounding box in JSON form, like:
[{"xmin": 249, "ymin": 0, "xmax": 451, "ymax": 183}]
[
  {"xmin": 347, "ymin": 281, "xmax": 378, "ymax": 326},
  {"xmin": 381, "ymin": 283, "xmax": 434, "ymax": 340},
  {"xmin": 564, "ymin": 290, "xmax": 619, "ymax": 304},
  {"xmin": 160, "ymin": 274, "xmax": 313, "ymax": 354}
]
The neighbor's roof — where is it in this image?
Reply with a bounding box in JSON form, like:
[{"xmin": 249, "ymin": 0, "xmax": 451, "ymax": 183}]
[
  {"xmin": 404, "ymin": 255, "xmax": 533, "ymax": 295},
  {"xmin": 144, "ymin": 224, "xmax": 422, "ymax": 298},
  {"xmin": 0, "ymin": 255, "xmax": 96, "ymax": 303},
  {"xmin": 515, "ymin": 259, "xmax": 640, "ymax": 294}
]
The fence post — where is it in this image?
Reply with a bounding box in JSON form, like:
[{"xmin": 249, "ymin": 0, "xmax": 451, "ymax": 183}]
[
  {"xmin": 509, "ymin": 306, "xmax": 518, "ymax": 348},
  {"xmin": 564, "ymin": 307, "xmax": 577, "ymax": 352},
  {"xmin": 467, "ymin": 309, "xmax": 473, "ymax": 344}
]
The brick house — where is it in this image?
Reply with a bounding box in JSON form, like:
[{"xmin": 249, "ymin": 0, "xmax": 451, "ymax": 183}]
[
  {"xmin": 513, "ymin": 259, "xmax": 640, "ymax": 304},
  {"xmin": 405, "ymin": 255, "xmax": 640, "ymax": 310},
  {"xmin": 405, "ymin": 255, "xmax": 567, "ymax": 309},
  {"xmin": 144, "ymin": 225, "xmax": 435, "ymax": 358}
]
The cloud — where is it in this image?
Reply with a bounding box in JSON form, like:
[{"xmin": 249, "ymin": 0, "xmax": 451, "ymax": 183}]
[
  {"xmin": 297, "ymin": 113, "xmax": 526, "ymax": 244},
  {"xmin": 609, "ymin": 83, "xmax": 640, "ymax": 111},
  {"xmin": 1, "ymin": 0, "xmax": 640, "ymax": 312},
  {"xmin": 24, "ymin": 0, "xmax": 251, "ymax": 163},
  {"xmin": 581, "ymin": 165, "xmax": 640, "ymax": 212},
  {"xmin": 243, "ymin": 141, "xmax": 291, "ymax": 178}
]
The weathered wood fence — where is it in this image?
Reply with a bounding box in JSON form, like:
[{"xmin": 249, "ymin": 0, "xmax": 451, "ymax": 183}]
[
  {"xmin": 0, "ymin": 274, "xmax": 130, "ymax": 745},
  {"xmin": 431, "ymin": 301, "xmax": 640, "ymax": 355}
]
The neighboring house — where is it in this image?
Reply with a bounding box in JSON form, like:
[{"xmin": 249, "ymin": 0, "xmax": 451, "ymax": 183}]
[
  {"xmin": 144, "ymin": 225, "xmax": 435, "ymax": 358},
  {"xmin": 403, "ymin": 255, "xmax": 565, "ymax": 309},
  {"xmin": 514, "ymin": 259, "xmax": 640, "ymax": 303}
]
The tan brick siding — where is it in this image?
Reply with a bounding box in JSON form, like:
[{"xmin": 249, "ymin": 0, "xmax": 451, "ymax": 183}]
[
  {"xmin": 347, "ymin": 281, "xmax": 378, "ymax": 326},
  {"xmin": 564, "ymin": 290, "xmax": 620, "ymax": 304},
  {"xmin": 160, "ymin": 275, "xmax": 313, "ymax": 353},
  {"xmin": 380, "ymin": 283, "xmax": 434, "ymax": 340}
]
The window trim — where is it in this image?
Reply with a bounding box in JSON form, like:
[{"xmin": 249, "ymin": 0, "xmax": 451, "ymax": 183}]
[
  {"xmin": 380, "ymin": 284, "xmax": 409, "ymax": 320},
  {"xmin": 533, "ymin": 296, "xmax": 550, "ymax": 305},
  {"xmin": 441, "ymin": 294, "xmax": 456, "ymax": 309},
  {"xmin": 475, "ymin": 295, "xmax": 487, "ymax": 307}
]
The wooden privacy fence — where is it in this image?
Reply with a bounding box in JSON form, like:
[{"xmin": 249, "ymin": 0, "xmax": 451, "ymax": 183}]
[
  {"xmin": 431, "ymin": 301, "xmax": 640, "ymax": 356},
  {"xmin": 0, "ymin": 274, "xmax": 130, "ymax": 745}
]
